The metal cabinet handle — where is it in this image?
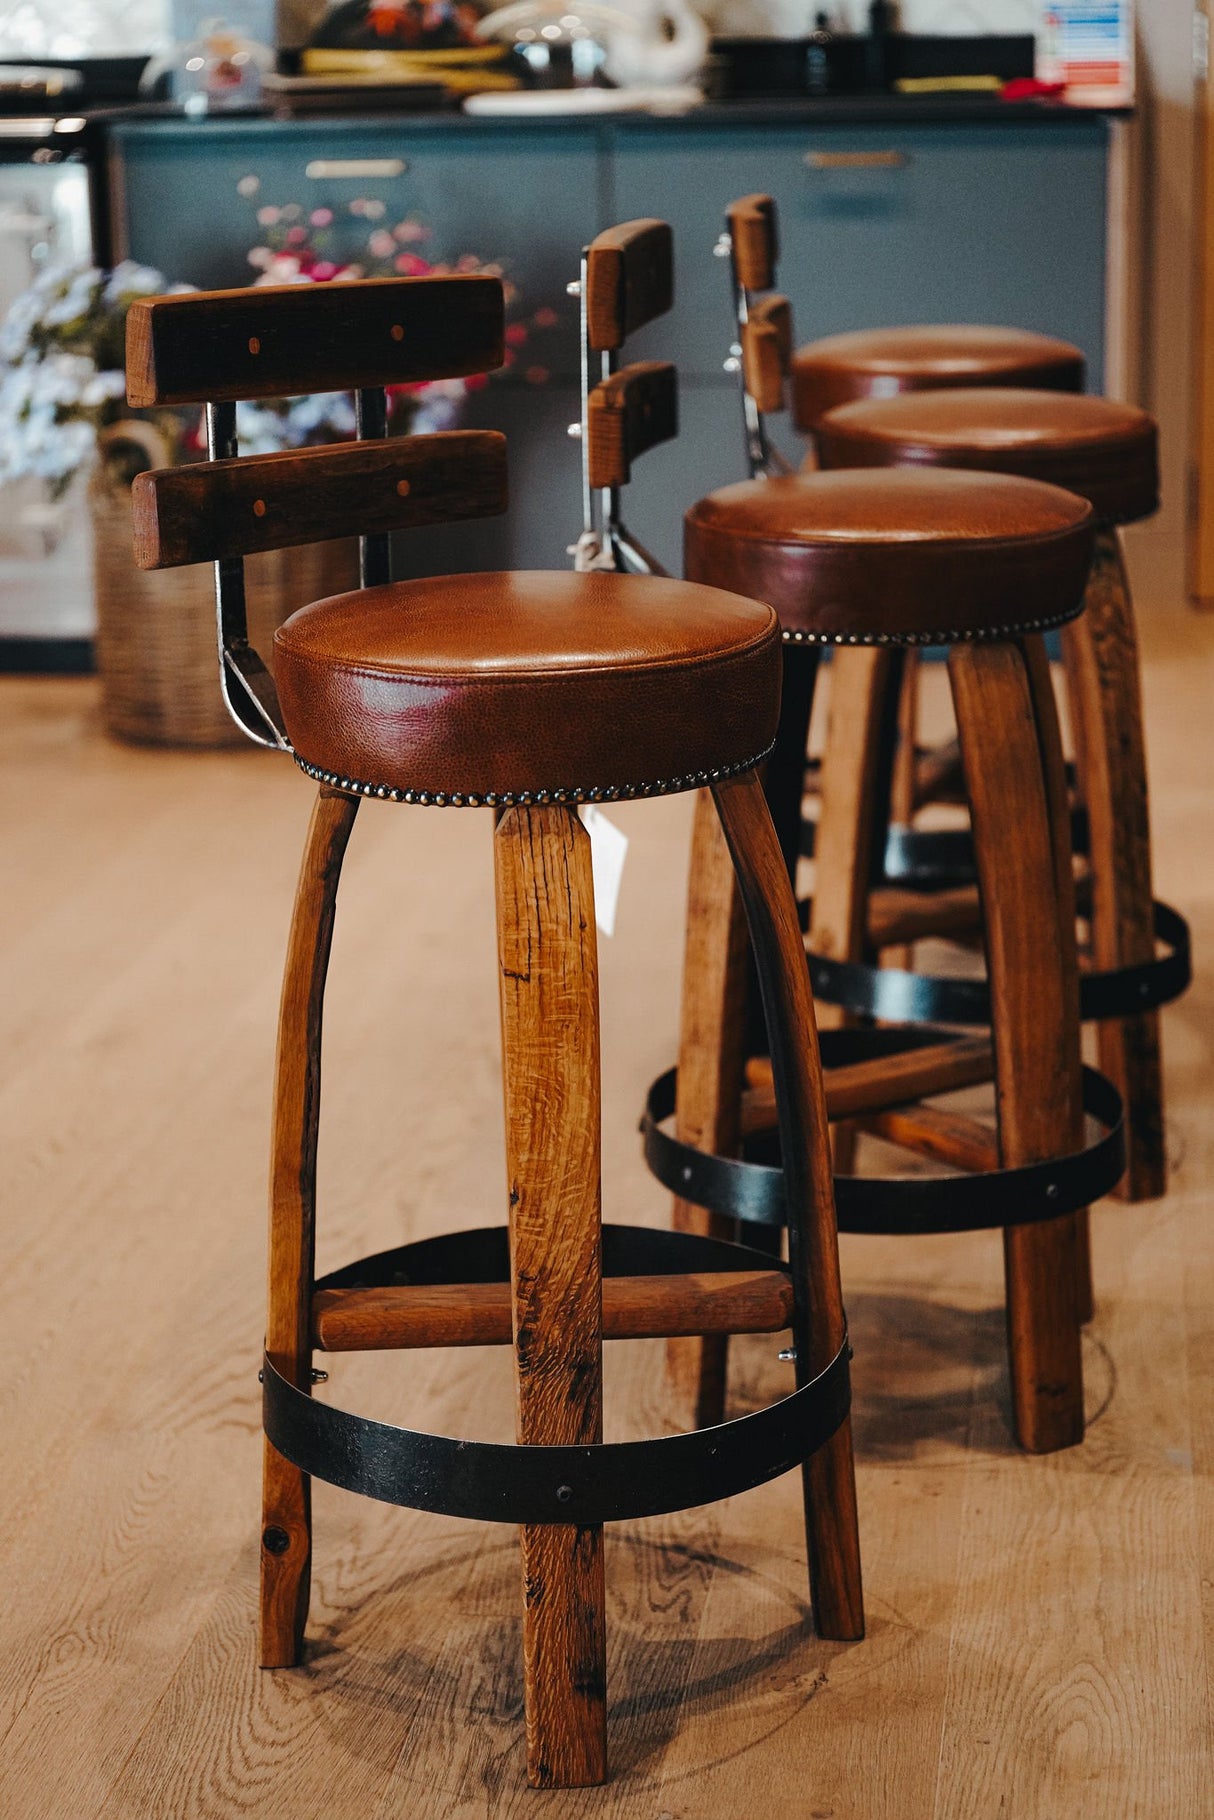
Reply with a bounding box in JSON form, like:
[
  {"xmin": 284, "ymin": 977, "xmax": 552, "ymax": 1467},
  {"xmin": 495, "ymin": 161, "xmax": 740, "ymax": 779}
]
[
  {"xmin": 804, "ymin": 150, "xmax": 910, "ymax": 170},
  {"xmin": 305, "ymin": 158, "xmax": 408, "ymax": 179}
]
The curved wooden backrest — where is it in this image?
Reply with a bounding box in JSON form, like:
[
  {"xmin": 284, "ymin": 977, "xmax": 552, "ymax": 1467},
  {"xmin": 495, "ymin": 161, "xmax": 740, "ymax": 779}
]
[
  {"xmin": 132, "ymin": 430, "xmax": 508, "ymax": 570},
  {"xmin": 728, "ymin": 193, "xmax": 778, "ymax": 293},
  {"xmin": 741, "ymin": 295, "xmax": 792, "ymax": 416},
  {"xmin": 126, "ymin": 274, "xmax": 505, "ymax": 406},
  {"xmin": 585, "ymin": 219, "xmax": 674, "ymax": 352},
  {"xmin": 586, "ymin": 361, "xmax": 677, "ymax": 489}
]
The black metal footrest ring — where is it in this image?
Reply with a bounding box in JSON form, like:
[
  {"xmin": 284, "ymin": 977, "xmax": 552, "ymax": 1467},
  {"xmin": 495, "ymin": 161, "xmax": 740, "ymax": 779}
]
[
  {"xmin": 806, "ymin": 898, "xmax": 1191, "ymax": 1028},
  {"xmin": 799, "ymin": 800, "xmax": 1090, "ymax": 890},
  {"xmin": 641, "ymin": 1040, "xmax": 1126, "ymax": 1239},
  {"xmin": 263, "ymin": 1223, "xmax": 850, "ymax": 1528}
]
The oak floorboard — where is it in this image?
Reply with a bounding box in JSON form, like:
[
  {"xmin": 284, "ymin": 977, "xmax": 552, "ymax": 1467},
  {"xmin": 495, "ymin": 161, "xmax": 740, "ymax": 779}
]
[{"xmin": 1, "ymin": 580, "xmax": 1211, "ymax": 1818}]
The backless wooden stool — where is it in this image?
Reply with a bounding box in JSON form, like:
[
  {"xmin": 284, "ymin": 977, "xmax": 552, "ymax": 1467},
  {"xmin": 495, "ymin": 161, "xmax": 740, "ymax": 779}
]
[
  {"xmin": 813, "ymin": 388, "xmax": 1191, "ymax": 1203},
  {"xmin": 126, "ymin": 261, "xmax": 862, "ymax": 1788},
  {"xmin": 641, "ymin": 200, "xmax": 1125, "ymax": 1458}
]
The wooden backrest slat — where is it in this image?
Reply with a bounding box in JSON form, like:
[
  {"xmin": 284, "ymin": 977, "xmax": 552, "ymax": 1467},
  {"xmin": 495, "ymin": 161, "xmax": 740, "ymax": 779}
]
[
  {"xmin": 586, "ymin": 361, "xmax": 678, "ymax": 489},
  {"xmin": 585, "ymin": 220, "xmax": 674, "ymax": 352},
  {"xmin": 728, "ymin": 194, "xmax": 778, "ymax": 293},
  {"xmin": 126, "ymin": 275, "xmax": 504, "ymax": 407},
  {"xmin": 131, "ymin": 431, "xmax": 508, "ymax": 570},
  {"xmin": 741, "ymin": 295, "xmax": 792, "ymax": 415}
]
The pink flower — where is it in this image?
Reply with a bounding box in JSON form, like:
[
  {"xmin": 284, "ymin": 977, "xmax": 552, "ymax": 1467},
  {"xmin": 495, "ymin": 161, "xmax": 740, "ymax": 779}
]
[
  {"xmin": 456, "ymin": 253, "xmax": 481, "ymax": 273},
  {"xmin": 286, "ymin": 225, "xmax": 308, "ymax": 245},
  {"xmin": 368, "ymin": 229, "xmax": 396, "ymax": 258},
  {"xmin": 394, "ymin": 252, "xmax": 432, "ymax": 275},
  {"xmin": 310, "ymin": 261, "xmax": 340, "ymax": 281},
  {"xmin": 504, "ymin": 323, "xmax": 528, "ymax": 347},
  {"xmin": 257, "ymin": 205, "xmax": 280, "ymax": 226},
  {"xmin": 395, "ymin": 219, "xmax": 429, "ymax": 243},
  {"xmin": 247, "ymin": 246, "xmax": 273, "ymax": 268},
  {"xmin": 310, "ymin": 207, "xmax": 333, "ymax": 226}
]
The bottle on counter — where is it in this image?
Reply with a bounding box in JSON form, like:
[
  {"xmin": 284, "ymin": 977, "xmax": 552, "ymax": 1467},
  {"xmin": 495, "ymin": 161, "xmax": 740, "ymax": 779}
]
[
  {"xmin": 805, "ymin": 10, "xmax": 832, "ymax": 96},
  {"xmin": 865, "ymin": 0, "xmax": 894, "ymax": 92}
]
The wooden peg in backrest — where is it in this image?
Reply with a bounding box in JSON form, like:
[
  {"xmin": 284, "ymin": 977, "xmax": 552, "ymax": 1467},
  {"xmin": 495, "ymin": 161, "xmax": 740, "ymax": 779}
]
[
  {"xmin": 727, "ymin": 194, "xmax": 778, "ymax": 293},
  {"xmin": 130, "ymin": 430, "xmax": 508, "ymax": 571},
  {"xmin": 125, "ymin": 274, "xmax": 505, "ymax": 407},
  {"xmin": 584, "ymin": 220, "xmax": 674, "ymax": 353},
  {"xmin": 586, "ymin": 361, "xmax": 677, "ymax": 489},
  {"xmin": 741, "ymin": 295, "xmax": 792, "ymax": 416}
]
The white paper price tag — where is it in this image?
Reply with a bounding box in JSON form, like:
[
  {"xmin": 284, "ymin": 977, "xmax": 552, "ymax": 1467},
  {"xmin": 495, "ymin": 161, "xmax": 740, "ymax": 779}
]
[{"xmin": 579, "ymin": 805, "xmax": 628, "ymax": 938}]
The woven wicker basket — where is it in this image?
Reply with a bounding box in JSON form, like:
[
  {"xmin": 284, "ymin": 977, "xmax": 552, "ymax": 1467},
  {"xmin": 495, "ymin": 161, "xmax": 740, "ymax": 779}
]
[{"xmin": 91, "ymin": 426, "xmax": 359, "ymax": 749}]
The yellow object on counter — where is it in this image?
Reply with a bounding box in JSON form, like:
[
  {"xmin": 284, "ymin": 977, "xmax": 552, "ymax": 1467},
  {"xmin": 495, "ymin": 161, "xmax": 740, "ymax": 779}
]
[{"xmin": 893, "ymin": 75, "xmax": 1005, "ymax": 93}]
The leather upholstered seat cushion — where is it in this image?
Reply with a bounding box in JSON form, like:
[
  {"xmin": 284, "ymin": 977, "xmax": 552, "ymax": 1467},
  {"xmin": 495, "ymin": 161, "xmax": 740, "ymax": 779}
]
[
  {"xmin": 814, "ymin": 387, "xmax": 1159, "ymax": 526},
  {"xmin": 684, "ymin": 467, "xmax": 1094, "ymax": 647},
  {"xmin": 273, "ymin": 569, "xmax": 781, "ymax": 803},
  {"xmin": 790, "ymin": 325, "xmax": 1084, "ymax": 433}
]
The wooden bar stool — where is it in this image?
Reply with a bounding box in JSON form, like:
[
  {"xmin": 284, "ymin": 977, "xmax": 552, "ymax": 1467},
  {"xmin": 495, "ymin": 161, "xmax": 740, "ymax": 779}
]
[
  {"xmin": 641, "ymin": 200, "xmax": 1126, "ymax": 1458},
  {"xmin": 125, "ymin": 258, "xmax": 862, "ymax": 1789},
  {"xmin": 813, "ymin": 388, "xmax": 1192, "ymax": 1202}
]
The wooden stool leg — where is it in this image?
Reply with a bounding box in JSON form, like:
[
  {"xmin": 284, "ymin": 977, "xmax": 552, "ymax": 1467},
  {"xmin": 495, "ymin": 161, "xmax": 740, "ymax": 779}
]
[
  {"xmin": 495, "ymin": 805, "xmax": 607, "ymax": 1790},
  {"xmin": 714, "ymin": 770, "xmax": 864, "ymax": 1641},
  {"xmin": 1022, "ymin": 636, "xmax": 1094, "ymax": 1325},
  {"xmin": 1062, "ymin": 528, "xmax": 1166, "ymax": 1201},
  {"xmin": 948, "ymin": 644, "xmax": 1085, "ymax": 1454},
  {"xmin": 261, "ymin": 785, "xmax": 359, "ymax": 1667},
  {"xmin": 809, "ymin": 646, "xmax": 900, "ymax": 1172},
  {"xmin": 669, "ymin": 788, "xmax": 750, "ymax": 1428}
]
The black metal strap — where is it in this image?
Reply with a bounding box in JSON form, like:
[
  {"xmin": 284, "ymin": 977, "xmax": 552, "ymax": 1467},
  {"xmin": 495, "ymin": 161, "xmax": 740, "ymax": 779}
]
[
  {"xmin": 807, "ymin": 898, "xmax": 1191, "ymax": 1027},
  {"xmin": 641, "ymin": 1042, "xmax": 1126, "ymax": 1237},
  {"xmin": 264, "ymin": 1223, "xmax": 851, "ymax": 1527}
]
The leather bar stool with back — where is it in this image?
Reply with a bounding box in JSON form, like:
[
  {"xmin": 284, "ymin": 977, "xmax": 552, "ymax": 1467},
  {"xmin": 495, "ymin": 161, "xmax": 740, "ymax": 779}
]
[
  {"xmin": 640, "ymin": 195, "xmax": 1126, "ymax": 1459},
  {"xmin": 125, "ymin": 250, "xmax": 863, "ymax": 1789}
]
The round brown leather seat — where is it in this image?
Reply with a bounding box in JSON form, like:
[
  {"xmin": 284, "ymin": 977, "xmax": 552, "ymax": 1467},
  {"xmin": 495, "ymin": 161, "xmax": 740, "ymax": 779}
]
[
  {"xmin": 685, "ymin": 467, "xmax": 1095, "ymax": 648},
  {"xmin": 273, "ymin": 569, "xmax": 781, "ymax": 803},
  {"xmin": 791, "ymin": 325, "xmax": 1085, "ymax": 434},
  {"xmin": 814, "ymin": 387, "xmax": 1159, "ymax": 526}
]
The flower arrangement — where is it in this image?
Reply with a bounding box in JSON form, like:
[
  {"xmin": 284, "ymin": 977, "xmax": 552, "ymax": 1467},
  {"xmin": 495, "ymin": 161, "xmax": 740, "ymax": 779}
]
[{"xmin": 0, "ymin": 260, "xmax": 192, "ymax": 496}]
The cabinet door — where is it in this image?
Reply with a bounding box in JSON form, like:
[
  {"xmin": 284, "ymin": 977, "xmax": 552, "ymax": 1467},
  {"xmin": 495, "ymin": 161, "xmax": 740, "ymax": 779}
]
[{"xmin": 610, "ymin": 120, "xmax": 1109, "ymax": 387}]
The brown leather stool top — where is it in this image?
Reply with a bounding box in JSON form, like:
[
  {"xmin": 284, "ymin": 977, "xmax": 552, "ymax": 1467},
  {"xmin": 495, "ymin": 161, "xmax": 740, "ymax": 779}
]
[
  {"xmin": 791, "ymin": 325, "xmax": 1085, "ymax": 434},
  {"xmin": 685, "ymin": 466, "xmax": 1095, "ymax": 648},
  {"xmin": 274, "ymin": 569, "xmax": 782, "ymax": 803},
  {"xmin": 814, "ymin": 387, "xmax": 1159, "ymax": 527}
]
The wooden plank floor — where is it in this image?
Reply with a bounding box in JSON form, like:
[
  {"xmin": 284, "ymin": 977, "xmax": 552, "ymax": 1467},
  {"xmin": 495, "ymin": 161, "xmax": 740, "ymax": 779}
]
[{"xmin": 1, "ymin": 599, "xmax": 1211, "ymax": 1818}]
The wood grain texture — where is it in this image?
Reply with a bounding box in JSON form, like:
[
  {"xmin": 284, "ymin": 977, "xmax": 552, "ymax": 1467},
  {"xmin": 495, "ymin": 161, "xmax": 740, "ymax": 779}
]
[
  {"xmin": 741, "ymin": 295, "xmax": 792, "ymax": 416},
  {"xmin": 494, "ymin": 804, "xmax": 606, "ymax": 1788},
  {"xmin": 126, "ymin": 275, "xmax": 505, "ymax": 407},
  {"xmin": 584, "ymin": 219, "xmax": 673, "ymax": 352},
  {"xmin": 857, "ymin": 1104, "xmax": 1000, "ymax": 1174},
  {"xmin": 713, "ymin": 770, "xmax": 864, "ymax": 1643},
  {"xmin": 312, "ymin": 1269, "xmax": 793, "ymax": 1350},
  {"xmin": 262, "ymin": 785, "xmax": 359, "ymax": 1668},
  {"xmin": 882, "ymin": 650, "xmax": 922, "ymax": 970},
  {"xmin": 586, "ymin": 362, "xmax": 678, "ymax": 490},
  {"xmin": 132, "ymin": 432, "xmax": 508, "ymax": 570},
  {"xmin": 1062, "ymin": 529, "xmax": 1166, "ymax": 1200},
  {"xmin": 727, "ymin": 193, "xmax": 778, "ymax": 293},
  {"xmin": 949, "ymin": 641, "xmax": 1085, "ymax": 1453},
  {"xmin": 669, "ymin": 787, "xmax": 752, "ymax": 1429},
  {"xmin": 867, "ymin": 881, "xmax": 984, "ymax": 948}
]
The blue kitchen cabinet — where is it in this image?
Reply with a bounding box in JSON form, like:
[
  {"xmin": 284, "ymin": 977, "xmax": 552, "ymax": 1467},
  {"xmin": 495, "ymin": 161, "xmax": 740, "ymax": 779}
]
[{"xmin": 109, "ymin": 110, "xmax": 1110, "ymax": 576}]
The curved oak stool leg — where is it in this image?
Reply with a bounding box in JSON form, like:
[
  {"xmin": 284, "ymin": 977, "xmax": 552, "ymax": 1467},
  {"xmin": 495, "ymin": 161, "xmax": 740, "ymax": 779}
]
[
  {"xmin": 949, "ymin": 643, "xmax": 1085, "ymax": 1453},
  {"xmin": 714, "ymin": 770, "xmax": 865, "ymax": 1640},
  {"xmin": 1061, "ymin": 528, "xmax": 1165, "ymax": 1202},
  {"xmin": 261, "ymin": 785, "xmax": 360, "ymax": 1667},
  {"xmin": 495, "ymin": 804, "xmax": 607, "ymax": 1789},
  {"xmin": 1022, "ymin": 636, "xmax": 1094, "ymax": 1325},
  {"xmin": 669, "ymin": 788, "xmax": 750, "ymax": 1430}
]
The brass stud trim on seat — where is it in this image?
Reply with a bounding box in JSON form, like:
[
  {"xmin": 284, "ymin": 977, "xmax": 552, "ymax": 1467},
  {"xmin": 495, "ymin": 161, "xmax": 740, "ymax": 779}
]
[
  {"xmin": 780, "ymin": 602, "xmax": 1081, "ymax": 648},
  {"xmin": 291, "ymin": 742, "xmax": 778, "ymax": 806}
]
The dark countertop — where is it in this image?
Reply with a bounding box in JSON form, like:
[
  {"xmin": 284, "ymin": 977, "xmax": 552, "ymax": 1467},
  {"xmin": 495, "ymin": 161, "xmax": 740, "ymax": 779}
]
[{"xmin": 98, "ymin": 93, "xmax": 1126, "ymax": 139}]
